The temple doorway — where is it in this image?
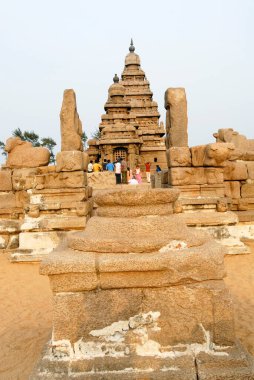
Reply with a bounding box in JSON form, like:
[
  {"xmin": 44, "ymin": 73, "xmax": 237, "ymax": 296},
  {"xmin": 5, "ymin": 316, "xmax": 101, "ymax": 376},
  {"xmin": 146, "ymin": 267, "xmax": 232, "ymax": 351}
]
[{"xmin": 113, "ymin": 147, "xmax": 127, "ymax": 162}]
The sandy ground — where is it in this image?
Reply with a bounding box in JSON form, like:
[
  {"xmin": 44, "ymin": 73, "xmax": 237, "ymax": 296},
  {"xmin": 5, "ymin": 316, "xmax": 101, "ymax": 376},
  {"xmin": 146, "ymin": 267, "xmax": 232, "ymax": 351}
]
[{"xmin": 0, "ymin": 243, "xmax": 253, "ymax": 380}]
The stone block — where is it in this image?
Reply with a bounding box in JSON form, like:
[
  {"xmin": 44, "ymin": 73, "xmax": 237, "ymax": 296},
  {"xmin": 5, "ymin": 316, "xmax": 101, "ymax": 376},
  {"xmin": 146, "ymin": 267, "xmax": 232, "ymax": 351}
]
[
  {"xmin": 33, "ymin": 171, "xmax": 87, "ymax": 190},
  {"xmin": 166, "ymin": 147, "xmax": 191, "ymax": 167},
  {"xmin": 19, "ymin": 231, "xmax": 60, "ymax": 250},
  {"xmin": 0, "ymin": 219, "xmax": 21, "ymax": 233},
  {"xmin": 0, "ymin": 191, "xmax": 28, "ymax": 209},
  {"xmin": 196, "ymin": 343, "xmax": 254, "ymax": 379},
  {"xmin": 56, "ymin": 151, "xmax": 85, "ymax": 172},
  {"xmin": 20, "ymin": 215, "xmax": 87, "ymax": 232},
  {"xmin": 0, "ymin": 234, "xmax": 9, "ymax": 249},
  {"xmin": 224, "ymin": 181, "xmax": 241, "ymax": 199},
  {"xmin": 168, "ymin": 168, "xmax": 223, "ymax": 186},
  {"xmin": 246, "ymin": 161, "xmax": 254, "ymax": 179},
  {"xmin": 52, "ymin": 289, "xmax": 143, "ymax": 343},
  {"xmin": 96, "ymin": 203, "xmax": 174, "ymax": 217},
  {"xmin": 51, "ymin": 280, "xmax": 234, "ymax": 348},
  {"xmin": 164, "ymin": 88, "xmax": 188, "ymax": 147},
  {"xmin": 12, "ymin": 168, "xmax": 38, "ymax": 190},
  {"xmin": 0, "ymin": 169, "xmax": 12, "ymax": 191},
  {"xmin": 223, "ymin": 162, "xmax": 248, "ymax": 181},
  {"xmin": 241, "ymin": 183, "xmax": 254, "ymax": 198},
  {"xmin": 200, "ymin": 184, "xmax": 225, "ymax": 197},
  {"xmin": 191, "ymin": 145, "xmax": 206, "ymax": 166},
  {"xmin": 176, "ymin": 185, "xmax": 201, "ymax": 197}
]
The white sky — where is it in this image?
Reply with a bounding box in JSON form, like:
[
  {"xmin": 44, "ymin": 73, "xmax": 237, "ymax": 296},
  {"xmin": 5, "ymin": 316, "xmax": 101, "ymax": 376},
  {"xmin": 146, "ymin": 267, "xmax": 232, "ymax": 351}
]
[{"xmin": 0, "ymin": 0, "xmax": 253, "ymax": 161}]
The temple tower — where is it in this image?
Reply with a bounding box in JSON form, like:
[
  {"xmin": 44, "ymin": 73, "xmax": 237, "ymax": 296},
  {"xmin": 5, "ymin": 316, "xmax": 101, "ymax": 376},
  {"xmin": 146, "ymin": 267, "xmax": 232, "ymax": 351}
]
[{"xmin": 87, "ymin": 40, "xmax": 166, "ymax": 171}]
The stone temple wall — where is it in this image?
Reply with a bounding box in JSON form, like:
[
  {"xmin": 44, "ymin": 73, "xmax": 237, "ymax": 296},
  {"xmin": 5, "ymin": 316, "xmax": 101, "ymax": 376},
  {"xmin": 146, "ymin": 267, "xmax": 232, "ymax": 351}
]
[
  {"xmin": 152, "ymin": 87, "xmax": 254, "ymax": 254},
  {"xmin": 0, "ymin": 89, "xmax": 93, "ymax": 262}
]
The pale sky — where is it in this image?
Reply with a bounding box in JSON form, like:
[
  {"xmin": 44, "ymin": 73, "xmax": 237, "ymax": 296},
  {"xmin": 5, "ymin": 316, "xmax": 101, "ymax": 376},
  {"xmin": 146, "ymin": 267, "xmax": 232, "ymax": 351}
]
[{"xmin": 0, "ymin": 0, "xmax": 253, "ymax": 161}]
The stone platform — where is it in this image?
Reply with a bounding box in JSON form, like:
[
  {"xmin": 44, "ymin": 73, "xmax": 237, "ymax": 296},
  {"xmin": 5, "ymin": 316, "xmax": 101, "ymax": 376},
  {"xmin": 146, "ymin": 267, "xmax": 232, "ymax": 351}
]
[{"xmin": 32, "ymin": 188, "xmax": 254, "ymax": 379}]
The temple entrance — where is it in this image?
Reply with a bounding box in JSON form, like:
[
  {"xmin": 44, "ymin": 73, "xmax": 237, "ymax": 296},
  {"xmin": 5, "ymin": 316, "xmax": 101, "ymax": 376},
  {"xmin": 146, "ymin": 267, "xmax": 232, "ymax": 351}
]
[{"xmin": 113, "ymin": 147, "xmax": 127, "ymax": 162}]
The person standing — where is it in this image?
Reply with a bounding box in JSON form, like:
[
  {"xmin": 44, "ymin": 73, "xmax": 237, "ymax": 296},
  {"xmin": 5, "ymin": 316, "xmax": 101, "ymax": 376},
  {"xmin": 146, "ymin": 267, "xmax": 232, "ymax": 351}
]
[
  {"xmin": 106, "ymin": 159, "xmax": 114, "ymax": 171},
  {"xmin": 93, "ymin": 159, "xmax": 102, "ymax": 172},
  {"xmin": 114, "ymin": 158, "xmax": 122, "ymax": 185},
  {"xmin": 135, "ymin": 165, "xmax": 142, "ymax": 184},
  {"xmin": 145, "ymin": 162, "xmax": 151, "ymax": 183},
  {"xmin": 156, "ymin": 164, "xmax": 162, "ymax": 172},
  {"xmin": 121, "ymin": 158, "xmax": 128, "ymax": 184},
  {"xmin": 88, "ymin": 160, "xmax": 93, "ymax": 173},
  {"xmin": 102, "ymin": 159, "xmax": 107, "ymax": 171}
]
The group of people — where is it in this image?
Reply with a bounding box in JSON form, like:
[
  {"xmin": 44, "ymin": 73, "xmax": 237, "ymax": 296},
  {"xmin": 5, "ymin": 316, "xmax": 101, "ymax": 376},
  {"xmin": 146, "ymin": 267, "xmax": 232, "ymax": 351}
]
[{"xmin": 88, "ymin": 158, "xmax": 161, "ymax": 185}]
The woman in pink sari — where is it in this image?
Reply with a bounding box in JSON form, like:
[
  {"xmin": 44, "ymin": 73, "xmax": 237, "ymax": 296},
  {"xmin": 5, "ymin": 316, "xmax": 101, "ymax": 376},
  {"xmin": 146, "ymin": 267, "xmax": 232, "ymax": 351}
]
[{"xmin": 135, "ymin": 165, "xmax": 142, "ymax": 183}]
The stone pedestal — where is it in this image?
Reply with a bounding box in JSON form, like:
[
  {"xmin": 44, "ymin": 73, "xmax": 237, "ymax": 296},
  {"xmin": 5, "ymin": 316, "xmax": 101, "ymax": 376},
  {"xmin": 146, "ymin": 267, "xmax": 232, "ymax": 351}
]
[{"xmin": 32, "ymin": 188, "xmax": 254, "ymax": 379}]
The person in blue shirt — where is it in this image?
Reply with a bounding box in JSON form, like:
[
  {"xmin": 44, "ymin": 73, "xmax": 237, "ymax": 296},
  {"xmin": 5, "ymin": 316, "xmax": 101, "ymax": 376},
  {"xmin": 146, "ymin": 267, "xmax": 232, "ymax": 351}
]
[
  {"xmin": 156, "ymin": 165, "xmax": 162, "ymax": 172},
  {"xmin": 106, "ymin": 159, "xmax": 114, "ymax": 171}
]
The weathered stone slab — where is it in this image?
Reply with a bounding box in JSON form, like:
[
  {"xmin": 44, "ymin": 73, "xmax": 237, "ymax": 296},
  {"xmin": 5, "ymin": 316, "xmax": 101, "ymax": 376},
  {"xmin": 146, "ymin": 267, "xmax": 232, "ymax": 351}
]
[
  {"xmin": 96, "ymin": 203, "xmax": 174, "ymax": 217},
  {"xmin": 0, "ymin": 191, "xmax": 28, "ymax": 209},
  {"xmin": 200, "ymin": 184, "xmax": 225, "ymax": 197},
  {"xmin": 56, "ymin": 151, "xmax": 85, "ymax": 172},
  {"xmin": 60, "ymin": 89, "xmax": 83, "ymax": 151},
  {"xmin": 0, "ymin": 169, "xmax": 12, "ymax": 190},
  {"xmin": 223, "ymin": 161, "xmax": 248, "ymax": 181},
  {"xmin": 12, "ymin": 168, "xmax": 38, "ymax": 190},
  {"xmin": 166, "ymin": 147, "xmax": 191, "ymax": 167},
  {"xmin": 21, "ymin": 215, "xmax": 87, "ymax": 231},
  {"xmin": 19, "ymin": 231, "xmax": 60, "ymax": 250},
  {"xmin": 246, "ymin": 161, "xmax": 254, "ymax": 179},
  {"xmin": 33, "ymin": 171, "xmax": 87, "ymax": 190},
  {"xmin": 168, "ymin": 168, "xmax": 223, "ymax": 186},
  {"xmin": 224, "ymin": 181, "xmax": 241, "ymax": 199},
  {"xmin": 241, "ymin": 183, "xmax": 254, "ymax": 198},
  {"xmin": 178, "ymin": 211, "xmax": 238, "ymax": 227},
  {"xmin": 164, "ymin": 88, "xmax": 188, "ymax": 147}
]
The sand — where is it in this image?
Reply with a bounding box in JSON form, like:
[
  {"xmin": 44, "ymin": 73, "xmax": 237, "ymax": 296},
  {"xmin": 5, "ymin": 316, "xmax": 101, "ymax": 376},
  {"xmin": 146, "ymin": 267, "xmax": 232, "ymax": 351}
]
[{"xmin": 0, "ymin": 243, "xmax": 253, "ymax": 380}]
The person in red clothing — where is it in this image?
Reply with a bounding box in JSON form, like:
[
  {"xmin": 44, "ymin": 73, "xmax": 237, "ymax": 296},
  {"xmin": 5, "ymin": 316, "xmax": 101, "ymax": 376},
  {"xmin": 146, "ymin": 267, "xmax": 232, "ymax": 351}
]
[{"xmin": 145, "ymin": 162, "xmax": 151, "ymax": 183}]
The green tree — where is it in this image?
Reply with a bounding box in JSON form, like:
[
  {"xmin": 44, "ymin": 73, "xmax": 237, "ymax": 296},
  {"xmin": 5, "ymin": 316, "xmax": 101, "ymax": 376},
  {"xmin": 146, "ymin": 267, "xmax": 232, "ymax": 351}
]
[
  {"xmin": 12, "ymin": 128, "xmax": 40, "ymax": 147},
  {"xmin": 91, "ymin": 128, "xmax": 101, "ymax": 140},
  {"xmin": 81, "ymin": 131, "xmax": 88, "ymax": 148},
  {"xmin": 41, "ymin": 137, "xmax": 57, "ymax": 164},
  {"xmin": 0, "ymin": 141, "xmax": 7, "ymax": 157}
]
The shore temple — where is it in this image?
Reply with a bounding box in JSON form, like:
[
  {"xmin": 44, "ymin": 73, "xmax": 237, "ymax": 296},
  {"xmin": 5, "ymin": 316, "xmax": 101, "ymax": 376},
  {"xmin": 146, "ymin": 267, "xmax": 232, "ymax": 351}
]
[{"xmin": 87, "ymin": 39, "xmax": 167, "ymax": 170}]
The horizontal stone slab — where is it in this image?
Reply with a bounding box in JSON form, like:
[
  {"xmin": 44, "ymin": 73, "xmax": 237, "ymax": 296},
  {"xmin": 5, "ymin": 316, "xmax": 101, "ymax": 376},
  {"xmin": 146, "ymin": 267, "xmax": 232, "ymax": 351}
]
[
  {"xmin": 68, "ymin": 215, "xmax": 209, "ymax": 254},
  {"xmin": 178, "ymin": 211, "xmax": 238, "ymax": 226},
  {"xmin": 94, "ymin": 188, "xmax": 180, "ymax": 207}
]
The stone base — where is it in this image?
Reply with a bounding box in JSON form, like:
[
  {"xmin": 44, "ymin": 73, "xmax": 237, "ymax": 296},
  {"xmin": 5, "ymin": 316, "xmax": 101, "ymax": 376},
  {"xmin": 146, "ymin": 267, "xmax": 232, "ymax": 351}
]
[{"xmin": 31, "ymin": 340, "xmax": 254, "ymax": 380}]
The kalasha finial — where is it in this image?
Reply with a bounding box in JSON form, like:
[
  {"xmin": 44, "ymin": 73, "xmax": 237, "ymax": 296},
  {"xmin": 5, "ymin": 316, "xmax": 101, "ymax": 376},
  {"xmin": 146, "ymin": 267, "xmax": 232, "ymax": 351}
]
[
  {"xmin": 113, "ymin": 74, "xmax": 119, "ymax": 83},
  {"xmin": 129, "ymin": 38, "xmax": 135, "ymax": 53}
]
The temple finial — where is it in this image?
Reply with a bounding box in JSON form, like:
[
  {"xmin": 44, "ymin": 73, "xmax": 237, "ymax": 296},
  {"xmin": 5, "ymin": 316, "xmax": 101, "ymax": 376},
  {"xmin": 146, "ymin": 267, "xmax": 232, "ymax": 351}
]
[
  {"xmin": 113, "ymin": 74, "xmax": 119, "ymax": 83},
  {"xmin": 129, "ymin": 38, "xmax": 135, "ymax": 53}
]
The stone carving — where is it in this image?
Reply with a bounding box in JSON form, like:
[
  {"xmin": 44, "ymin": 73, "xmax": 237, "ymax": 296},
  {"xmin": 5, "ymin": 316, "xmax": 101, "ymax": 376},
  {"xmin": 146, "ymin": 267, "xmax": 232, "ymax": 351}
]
[
  {"xmin": 214, "ymin": 128, "xmax": 254, "ymax": 151},
  {"xmin": 191, "ymin": 143, "xmax": 235, "ymax": 167},
  {"xmin": 4, "ymin": 137, "xmax": 50, "ymax": 168},
  {"xmin": 164, "ymin": 88, "xmax": 188, "ymax": 147},
  {"xmin": 166, "ymin": 147, "xmax": 191, "ymax": 167},
  {"xmin": 60, "ymin": 89, "xmax": 83, "ymax": 152},
  {"xmin": 56, "ymin": 151, "xmax": 88, "ymax": 172}
]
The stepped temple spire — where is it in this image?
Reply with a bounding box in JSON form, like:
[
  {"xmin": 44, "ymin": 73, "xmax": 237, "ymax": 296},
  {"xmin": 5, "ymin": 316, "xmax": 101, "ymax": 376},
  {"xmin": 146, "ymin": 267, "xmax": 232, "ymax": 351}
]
[{"xmin": 87, "ymin": 42, "xmax": 166, "ymax": 171}]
